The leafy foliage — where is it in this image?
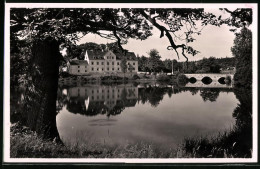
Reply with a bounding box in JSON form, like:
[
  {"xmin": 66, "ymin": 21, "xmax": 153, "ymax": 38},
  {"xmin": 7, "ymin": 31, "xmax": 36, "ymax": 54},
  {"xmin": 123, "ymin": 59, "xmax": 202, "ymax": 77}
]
[
  {"xmin": 196, "ymin": 57, "xmax": 221, "ymax": 73},
  {"xmin": 231, "ymin": 28, "xmax": 252, "ymax": 89},
  {"xmin": 156, "ymin": 74, "xmax": 171, "ymax": 82},
  {"xmin": 137, "ymin": 55, "xmax": 150, "ymax": 72},
  {"xmin": 177, "ymin": 74, "xmax": 189, "ymax": 86},
  {"xmin": 219, "ymin": 8, "xmax": 252, "ymax": 28},
  {"xmin": 147, "ymin": 49, "xmax": 163, "ymax": 73}
]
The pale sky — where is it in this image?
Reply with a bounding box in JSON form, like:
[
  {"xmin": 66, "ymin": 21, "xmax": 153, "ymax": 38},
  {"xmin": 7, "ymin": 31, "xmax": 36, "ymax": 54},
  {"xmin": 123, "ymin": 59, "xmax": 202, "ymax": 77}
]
[{"xmin": 77, "ymin": 8, "xmax": 236, "ymax": 62}]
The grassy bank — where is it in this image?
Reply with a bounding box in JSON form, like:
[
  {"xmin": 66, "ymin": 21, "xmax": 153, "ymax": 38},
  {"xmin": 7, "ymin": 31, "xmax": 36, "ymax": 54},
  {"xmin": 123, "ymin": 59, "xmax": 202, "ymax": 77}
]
[
  {"xmin": 11, "ymin": 122, "xmax": 250, "ymax": 158},
  {"xmin": 10, "ymin": 123, "xmax": 178, "ymax": 158},
  {"xmin": 180, "ymin": 125, "xmax": 252, "ymax": 158}
]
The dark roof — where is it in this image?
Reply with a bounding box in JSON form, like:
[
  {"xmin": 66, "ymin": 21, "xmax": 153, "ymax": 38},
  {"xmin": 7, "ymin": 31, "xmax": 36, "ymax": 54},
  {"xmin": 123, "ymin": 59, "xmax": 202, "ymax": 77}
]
[
  {"xmin": 87, "ymin": 51, "xmax": 107, "ymax": 60},
  {"xmin": 114, "ymin": 52, "xmax": 137, "ymax": 61},
  {"xmin": 87, "ymin": 50, "xmax": 137, "ymax": 61},
  {"xmin": 70, "ymin": 60, "xmax": 88, "ymax": 65}
]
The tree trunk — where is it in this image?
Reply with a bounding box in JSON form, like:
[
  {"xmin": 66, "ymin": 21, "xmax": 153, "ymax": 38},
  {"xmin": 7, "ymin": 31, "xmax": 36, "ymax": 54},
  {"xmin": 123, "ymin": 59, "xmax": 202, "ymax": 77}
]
[{"xmin": 22, "ymin": 37, "xmax": 62, "ymax": 143}]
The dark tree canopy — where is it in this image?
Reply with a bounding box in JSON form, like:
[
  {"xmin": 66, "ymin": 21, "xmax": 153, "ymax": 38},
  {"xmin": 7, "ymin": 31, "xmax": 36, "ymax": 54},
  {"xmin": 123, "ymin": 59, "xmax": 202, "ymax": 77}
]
[{"xmin": 11, "ymin": 8, "xmax": 252, "ymax": 63}]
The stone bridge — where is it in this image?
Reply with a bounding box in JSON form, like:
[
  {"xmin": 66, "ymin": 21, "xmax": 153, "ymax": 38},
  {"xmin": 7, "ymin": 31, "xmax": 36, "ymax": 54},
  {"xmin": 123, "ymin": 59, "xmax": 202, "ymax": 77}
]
[
  {"xmin": 185, "ymin": 81, "xmax": 233, "ymax": 88},
  {"xmin": 185, "ymin": 73, "xmax": 234, "ymax": 81}
]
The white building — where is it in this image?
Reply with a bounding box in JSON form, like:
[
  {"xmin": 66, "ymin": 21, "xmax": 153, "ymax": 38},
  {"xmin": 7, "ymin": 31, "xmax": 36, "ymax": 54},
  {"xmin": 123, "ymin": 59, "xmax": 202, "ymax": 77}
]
[{"xmin": 68, "ymin": 50, "xmax": 138, "ymax": 76}]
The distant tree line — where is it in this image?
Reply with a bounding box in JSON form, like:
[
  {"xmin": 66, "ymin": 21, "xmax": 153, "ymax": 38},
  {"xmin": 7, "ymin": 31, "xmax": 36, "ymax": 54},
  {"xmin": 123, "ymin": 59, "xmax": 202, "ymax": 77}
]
[{"xmin": 137, "ymin": 51, "xmax": 235, "ymax": 74}]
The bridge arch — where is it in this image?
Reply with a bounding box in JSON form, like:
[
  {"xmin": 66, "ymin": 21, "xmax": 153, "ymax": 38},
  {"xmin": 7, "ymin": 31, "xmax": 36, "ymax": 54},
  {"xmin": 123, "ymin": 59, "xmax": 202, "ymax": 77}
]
[
  {"xmin": 189, "ymin": 77, "xmax": 197, "ymax": 84},
  {"xmin": 201, "ymin": 76, "xmax": 212, "ymax": 84},
  {"xmin": 218, "ymin": 77, "xmax": 226, "ymax": 84}
]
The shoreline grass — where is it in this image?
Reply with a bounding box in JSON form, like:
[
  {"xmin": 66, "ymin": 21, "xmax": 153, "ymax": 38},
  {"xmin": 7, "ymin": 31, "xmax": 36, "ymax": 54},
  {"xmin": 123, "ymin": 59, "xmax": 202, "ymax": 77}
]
[
  {"xmin": 180, "ymin": 125, "xmax": 252, "ymax": 158},
  {"xmin": 11, "ymin": 123, "xmax": 251, "ymax": 158},
  {"xmin": 10, "ymin": 123, "xmax": 178, "ymax": 158}
]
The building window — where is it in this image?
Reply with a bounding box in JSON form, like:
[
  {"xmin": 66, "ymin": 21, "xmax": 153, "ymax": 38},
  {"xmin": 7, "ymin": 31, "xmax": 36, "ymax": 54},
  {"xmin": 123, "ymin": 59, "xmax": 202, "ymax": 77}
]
[
  {"xmin": 117, "ymin": 62, "xmax": 119, "ymax": 65},
  {"xmin": 112, "ymin": 68, "xmax": 114, "ymax": 71},
  {"xmin": 112, "ymin": 57, "xmax": 114, "ymax": 59},
  {"xmin": 112, "ymin": 62, "xmax": 114, "ymax": 65},
  {"xmin": 107, "ymin": 62, "xmax": 109, "ymax": 65},
  {"xmin": 97, "ymin": 68, "xmax": 99, "ymax": 71},
  {"xmin": 78, "ymin": 70, "xmax": 80, "ymax": 72},
  {"xmin": 85, "ymin": 66, "xmax": 87, "ymax": 68},
  {"xmin": 85, "ymin": 70, "xmax": 87, "ymax": 72},
  {"xmin": 92, "ymin": 68, "xmax": 94, "ymax": 71},
  {"xmin": 133, "ymin": 62, "xmax": 135, "ymax": 65},
  {"xmin": 91, "ymin": 61, "xmax": 94, "ymax": 65},
  {"xmin": 102, "ymin": 62, "xmax": 104, "ymax": 65},
  {"xmin": 107, "ymin": 68, "xmax": 109, "ymax": 71},
  {"xmin": 78, "ymin": 66, "xmax": 80, "ymax": 68},
  {"xmin": 118, "ymin": 68, "xmax": 120, "ymax": 70},
  {"xmin": 102, "ymin": 68, "xmax": 104, "ymax": 71},
  {"xmin": 97, "ymin": 62, "xmax": 99, "ymax": 65}
]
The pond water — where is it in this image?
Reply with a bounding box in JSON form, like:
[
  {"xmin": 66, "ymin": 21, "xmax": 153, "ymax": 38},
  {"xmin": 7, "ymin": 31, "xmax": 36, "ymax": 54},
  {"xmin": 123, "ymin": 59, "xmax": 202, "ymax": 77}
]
[{"xmin": 56, "ymin": 82, "xmax": 239, "ymax": 151}]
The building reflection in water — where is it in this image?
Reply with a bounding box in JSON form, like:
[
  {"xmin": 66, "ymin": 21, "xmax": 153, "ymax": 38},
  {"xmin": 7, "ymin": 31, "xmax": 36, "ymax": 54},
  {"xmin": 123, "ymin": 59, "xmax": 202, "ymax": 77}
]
[{"xmin": 65, "ymin": 84, "xmax": 138, "ymax": 117}]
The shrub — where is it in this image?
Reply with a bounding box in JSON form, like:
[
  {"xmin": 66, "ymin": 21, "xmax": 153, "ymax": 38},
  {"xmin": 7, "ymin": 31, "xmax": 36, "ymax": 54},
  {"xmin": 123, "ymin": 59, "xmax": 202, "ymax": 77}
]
[
  {"xmin": 156, "ymin": 74, "xmax": 170, "ymax": 81},
  {"xmin": 100, "ymin": 76, "xmax": 126, "ymax": 81},
  {"xmin": 143, "ymin": 74, "xmax": 150, "ymax": 79},
  {"xmin": 177, "ymin": 74, "xmax": 188, "ymax": 86},
  {"xmin": 132, "ymin": 74, "xmax": 140, "ymax": 80},
  {"xmin": 60, "ymin": 72, "xmax": 71, "ymax": 78},
  {"xmin": 225, "ymin": 75, "xmax": 232, "ymax": 85}
]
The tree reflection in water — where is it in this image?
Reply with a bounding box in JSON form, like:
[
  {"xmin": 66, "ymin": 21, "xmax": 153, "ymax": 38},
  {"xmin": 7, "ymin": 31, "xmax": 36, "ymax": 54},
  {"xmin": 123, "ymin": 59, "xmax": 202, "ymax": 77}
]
[
  {"xmin": 56, "ymin": 84, "xmax": 234, "ymax": 117},
  {"xmin": 182, "ymin": 86, "xmax": 252, "ymax": 158},
  {"xmin": 200, "ymin": 88, "xmax": 220, "ymax": 102},
  {"xmin": 232, "ymin": 87, "xmax": 252, "ymax": 156}
]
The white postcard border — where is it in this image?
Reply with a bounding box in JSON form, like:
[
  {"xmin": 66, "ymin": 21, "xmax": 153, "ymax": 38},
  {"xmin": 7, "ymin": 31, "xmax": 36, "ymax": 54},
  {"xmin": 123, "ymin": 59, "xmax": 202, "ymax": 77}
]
[{"xmin": 3, "ymin": 3, "xmax": 258, "ymax": 163}]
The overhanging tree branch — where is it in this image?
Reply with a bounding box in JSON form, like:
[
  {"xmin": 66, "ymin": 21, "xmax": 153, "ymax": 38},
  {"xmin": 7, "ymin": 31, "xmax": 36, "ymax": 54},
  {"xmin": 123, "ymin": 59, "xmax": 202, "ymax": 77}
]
[{"xmin": 139, "ymin": 10, "xmax": 188, "ymax": 61}]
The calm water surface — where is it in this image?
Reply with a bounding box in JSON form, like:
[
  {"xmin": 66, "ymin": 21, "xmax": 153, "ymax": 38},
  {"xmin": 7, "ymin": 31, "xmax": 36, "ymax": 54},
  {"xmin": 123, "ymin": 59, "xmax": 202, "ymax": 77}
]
[{"xmin": 56, "ymin": 83, "xmax": 238, "ymax": 151}]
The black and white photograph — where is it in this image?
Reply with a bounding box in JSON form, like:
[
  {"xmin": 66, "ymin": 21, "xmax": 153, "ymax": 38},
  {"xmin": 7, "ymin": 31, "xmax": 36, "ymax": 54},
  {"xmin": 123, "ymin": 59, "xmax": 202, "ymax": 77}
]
[{"xmin": 3, "ymin": 3, "xmax": 258, "ymax": 163}]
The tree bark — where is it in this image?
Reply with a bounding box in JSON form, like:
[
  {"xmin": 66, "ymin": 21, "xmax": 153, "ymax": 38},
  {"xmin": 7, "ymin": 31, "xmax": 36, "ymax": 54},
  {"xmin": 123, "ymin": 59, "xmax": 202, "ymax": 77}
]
[{"xmin": 22, "ymin": 37, "xmax": 62, "ymax": 143}]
